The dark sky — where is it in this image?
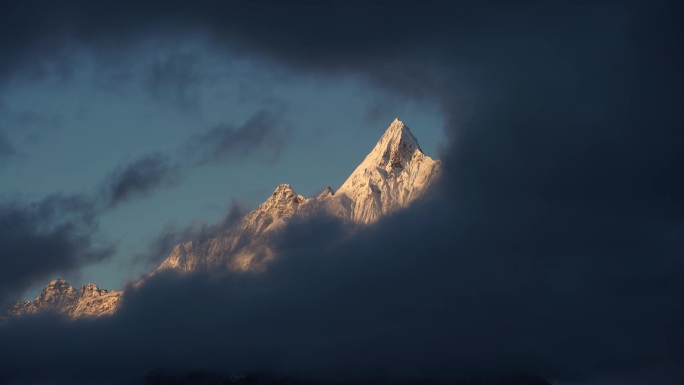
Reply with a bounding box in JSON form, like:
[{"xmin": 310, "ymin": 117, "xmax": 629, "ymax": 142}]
[{"xmin": 0, "ymin": 1, "xmax": 683, "ymax": 384}]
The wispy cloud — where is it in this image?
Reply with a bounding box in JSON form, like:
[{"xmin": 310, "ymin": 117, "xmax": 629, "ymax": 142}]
[
  {"xmin": 187, "ymin": 109, "xmax": 292, "ymax": 166},
  {"xmin": 102, "ymin": 153, "xmax": 180, "ymax": 209},
  {"xmin": 96, "ymin": 109, "xmax": 292, "ymax": 209}
]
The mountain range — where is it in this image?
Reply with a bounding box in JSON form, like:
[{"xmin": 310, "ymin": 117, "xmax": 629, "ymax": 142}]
[{"xmin": 6, "ymin": 118, "xmax": 441, "ymax": 319}]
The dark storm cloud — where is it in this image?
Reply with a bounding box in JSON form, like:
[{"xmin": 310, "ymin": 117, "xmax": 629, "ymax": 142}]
[
  {"xmin": 0, "ymin": 195, "xmax": 114, "ymax": 310},
  {"xmin": 133, "ymin": 201, "xmax": 247, "ymax": 267},
  {"xmin": 0, "ymin": 1, "xmax": 427, "ymax": 77},
  {"xmin": 102, "ymin": 153, "xmax": 180, "ymax": 209},
  {"xmin": 187, "ymin": 109, "xmax": 292, "ymax": 165},
  {"xmin": 0, "ymin": 195, "xmax": 680, "ymax": 384},
  {"xmin": 0, "ymin": 1, "xmax": 682, "ymax": 385}
]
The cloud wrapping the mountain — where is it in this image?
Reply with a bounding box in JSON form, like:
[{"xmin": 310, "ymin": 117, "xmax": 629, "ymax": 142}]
[
  {"xmin": 0, "ymin": 188, "xmax": 681, "ymax": 384},
  {"xmin": 0, "ymin": 1, "xmax": 682, "ymax": 385},
  {"xmin": 0, "ymin": 195, "xmax": 114, "ymax": 310},
  {"xmin": 133, "ymin": 201, "xmax": 248, "ymax": 267}
]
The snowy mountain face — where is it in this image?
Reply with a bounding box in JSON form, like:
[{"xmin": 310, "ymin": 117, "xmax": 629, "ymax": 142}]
[
  {"xmin": 157, "ymin": 183, "xmax": 307, "ymax": 272},
  {"xmin": 6, "ymin": 118, "xmax": 440, "ymax": 319},
  {"xmin": 331, "ymin": 118, "xmax": 441, "ymax": 223},
  {"xmin": 156, "ymin": 118, "xmax": 441, "ymax": 273},
  {"xmin": 7, "ymin": 279, "xmax": 121, "ymax": 318}
]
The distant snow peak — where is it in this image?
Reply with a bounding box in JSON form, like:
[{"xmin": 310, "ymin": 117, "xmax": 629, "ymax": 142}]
[
  {"xmin": 263, "ymin": 184, "xmax": 304, "ymax": 209},
  {"xmin": 249, "ymin": 183, "xmax": 306, "ymax": 229},
  {"xmin": 6, "ymin": 279, "xmax": 121, "ymax": 319},
  {"xmin": 272, "ymin": 183, "xmax": 295, "ymax": 195}
]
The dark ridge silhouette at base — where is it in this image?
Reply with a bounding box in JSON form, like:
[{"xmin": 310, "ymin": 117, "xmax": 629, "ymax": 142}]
[{"xmin": 139, "ymin": 371, "xmax": 552, "ymax": 385}]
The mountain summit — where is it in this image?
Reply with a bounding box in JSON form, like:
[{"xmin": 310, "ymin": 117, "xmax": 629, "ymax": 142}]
[
  {"xmin": 156, "ymin": 118, "xmax": 441, "ymax": 272},
  {"xmin": 368, "ymin": 118, "xmax": 423, "ymax": 166},
  {"xmin": 6, "ymin": 118, "xmax": 441, "ymax": 319},
  {"xmin": 334, "ymin": 118, "xmax": 440, "ymax": 222},
  {"xmin": 345, "ymin": 118, "xmax": 423, "ymax": 176}
]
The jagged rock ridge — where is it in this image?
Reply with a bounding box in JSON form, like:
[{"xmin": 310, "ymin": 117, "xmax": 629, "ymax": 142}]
[
  {"xmin": 7, "ymin": 279, "xmax": 121, "ymax": 318},
  {"xmin": 158, "ymin": 183, "xmax": 307, "ymax": 272}
]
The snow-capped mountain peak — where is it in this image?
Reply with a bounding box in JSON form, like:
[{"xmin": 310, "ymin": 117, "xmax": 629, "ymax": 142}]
[
  {"xmin": 33, "ymin": 279, "xmax": 79, "ymax": 308},
  {"xmin": 361, "ymin": 118, "xmax": 422, "ymax": 170},
  {"xmin": 245, "ymin": 183, "xmax": 306, "ymax": 234},
  {"xmin": 334, "ymin": 118, "xmax": 441, "ymax": 223},
  {"xmin": 255, "ymin": 184, "xmax": 305, "ymax": 216}
]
